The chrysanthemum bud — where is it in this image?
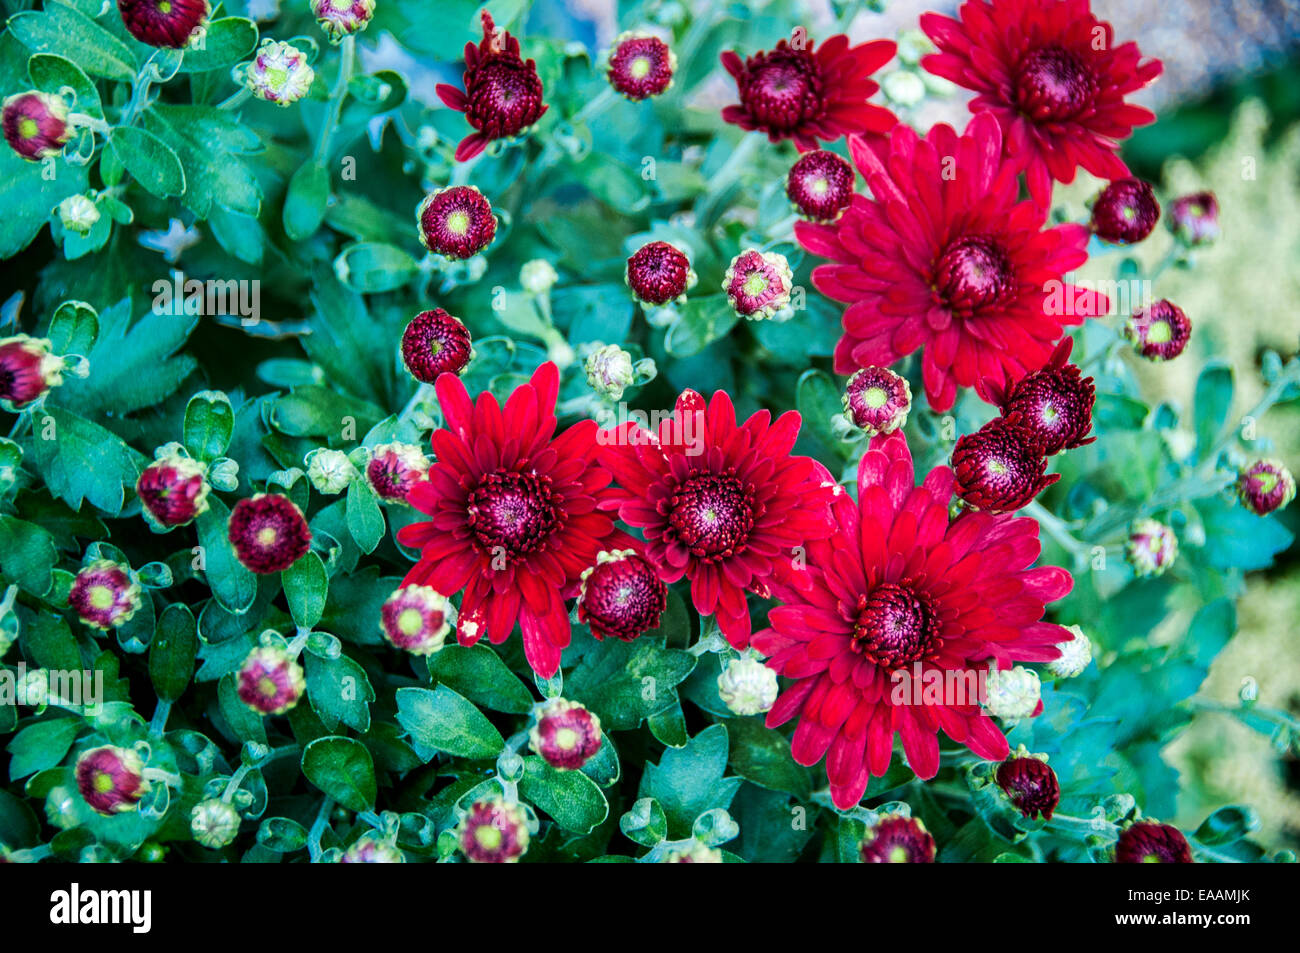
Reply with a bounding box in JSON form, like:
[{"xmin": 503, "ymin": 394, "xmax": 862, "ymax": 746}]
[
  {"xmin": 400, "ymin": 308, "xmax": 473, "ymax": 384},
  {"xmin": 716, "ymin": 656, "xmax": 778, "ymax": 716},
  {"xmin": 786, "ymin": 149, "xmax": 855, "ymax": 222},
  {"xmin": 68, "ymin": 560, "xmax": 142, "ymax": 631},
  {"xmin": 859, "ymin": 814, "xmax": 935, "ymax": 863},
  {"xmin": 228, "ymin": 494, "xmax": 312, "ymax": 574},
  {"xmin": 305, "ymin": 448, "xmax": 358, "ymax": 495},
  {"xmin": 57, "ymin": 195, "xmax": 101, "ymax": 236},
  {"xmin": 952, "ymin": 415, "xmax": 1058, "ymax": 513},
  {"xmin": 1125, "ymin": 518, "xmax": 1177, "ymax": 577},
  {"xmin": 245, "ymin": 40, "xmax": 315, "ymax": 107},
  {"xmin": 1114, "ymin": 821, "xmax": 1193, "ymax": 864},
  {"xmin": 341, "ymin": 835, "xmax": 405, "ymax": 863},
  {"xmin": 417, "ymin": 186, "xmax": 496, "ymax": 260},
  {"xmin": 997, "ymin": 338, "xmax": 1095, "ymax": 455},
  {"xmin": 996, "ymin": 747, "xmax": 1060, "ymax": 820},
  {"xmin": 577, "ymin": 550, "xmax": 667, "ymax": 642},
  {"xmin": 662, "ymin": 841, "xmax": 723, "ymax": 863},
  {"xmin": 607, "ymin": 32, "xmax": 676, "ymax": 100},
  {"xmin": 458, "ymin": 798, "xmax": 529, "ymax": 863},
  {"xmin": 529, "ymin": 698, "xmax": 603, "ymax": 770},
  {"xmin": 380, "ymin": 585, "xmax": 451, "ymax": 655},
  {"xmin": 585, "ymin": 344, "xmax": 636, "ymax": 401},
  {"xmin": 312, "ymin": 0, "xmax": 374, "ymax": 43},
  {"xmin": 75, "ymin": 745, "xmax": 149, "ymax": 816},
  {"xmin": 984, "ymin": 665, "xmax": 1041, "ymax": 720},
  {"xmin": 843, "ymin": 366, "xmax": 911, "ymax": 436},
  {"xmin": 520, "ymin": 259, "xmax": 559, "ymax": 295},
  {"xmin": 191, "ymin": 798, "xmax": 241, "ymax": 849},
  {"xmin": 724, "ymin": 249, "xmax": 793, "ymax": 319},
  {"xmin": 1236, "ymin": 459, "xmax": 1295, "ymax": 516},
  {"xmin": 1048, "ymin": 625, "xmax": 1092, "ymax": 678},
  {"xmin": 1091, "ymin": 178, "xmax": 1160, "ymax": 245},
  {"xmin": 2, "ymin": 91, "xmax": 71, "ymax": 161},
  {"xmin": 365, "ymin": 442, "xmax": 429, "ymax": 504},
  {"xmin": 1167, "ymin": 191, "xmax": 1219, "ymax": 247},
  {"xmin": 117, "ymin": 0, "xmax": 209, "ymax": 48},
  {"xmin": 137, "ymin": 452, "xmax": 210, "ymax": 528},
  {"xmin": 236, "ymin": 644, "xmax": 306, "ymax": 715},
  {"xmin": 881, "ymin": 69, "xmax": 927, "ymax": 107},
  {"xmin": 626, "ymin": 241, "xmax": 695, "ymax": 306},
  {"xmin": 1125, "ymin": 300, "xmax": 1191, "ymax": 361},
  {"xmin": 0, "ymin": 335, "xmax": 66, "ymax": 408}
]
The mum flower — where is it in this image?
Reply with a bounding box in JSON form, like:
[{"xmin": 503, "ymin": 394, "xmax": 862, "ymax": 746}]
[
  {"xmin": 796, "ymin": 114, "xmax": 1106, "ymax": 412},
  {"xmin": 996, "ymin": 748, "xmax": 1060, "ymax": 820},
  {"xmin": 137, "ymin": 451, "xmax": 210, "ymax": 527},
  {"xmin": 859, "ymin": 814, "xmax": 935, "ymax": 863},
  {"xmin": 436, "ymin": 12, "xmax": 548, "ymax": 162},
  {"xmin": 2, "ymin": 92, "xmax": 71, "ymax": 162},
  {"xmin": 401, "ymin": 308, "xmax": 474, "ymax": 381},
  {"xmin": 599, "ymin": 388, "xmax": 836, "ymax": 649},
  {"xmin": 786, "ymin": 149, "xmax": 856, "ymax": 223},
  {"xmin": 528, "ymin": 698, "xmax": 603, "ymax": 770},
  {"xmin": 75, "ymin": 745, "xmax": 149, "ymax": 816},
  {"xmin": 397, "ymin": 362, "xmax": 630, "ymax": 677},
  {"xmin": 985, "ymin": 337, "xmax": 1095, "ymax": 455},
  {"xmin": 752, "ymin": 431, "xmax": 1073, "ymax": 808},
  {"xmin": 577, "ymin": 549, "xmax": 667, "ymax": 641},
  {"xmin": 920, "ymin": 0, "xmax": 1163, "ymax": 208},
  {"xmin": 607, "ymin": 32, "xmax": 676, "ymax": 101},
  {"xmin": 68, "ymin": 559, "xmax": 142, "ymax": 631},
  {"xmin": 720, "ymin": 32, "xmax": 896, "ymax": 150},
  {"xmin": 1114, "ymin": 821, "xmax": 1193, "ymax": 864},
  {"xmin": 117, "ymin": 0, "xmax": 209, "ymax": 49}
]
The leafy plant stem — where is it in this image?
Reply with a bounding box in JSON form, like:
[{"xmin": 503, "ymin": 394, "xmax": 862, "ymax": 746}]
[{"xmin": 313, "ymin": 34, "xmax": 356, "ymax": 164}]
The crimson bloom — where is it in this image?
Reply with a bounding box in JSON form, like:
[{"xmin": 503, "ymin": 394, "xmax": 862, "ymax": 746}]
[
  {"xmin": 720, "ymin": 33, "xmax": 896, "ymax": 150},
  {"xmin": 436, "ymin": 12, "xmax": 547, "ymax": 162},
  {"xmin": 920, "ymin": 0, "xmax": 1163, "ymax": 208},
  {"xmin": 599, "ymin": 389, "xmax": 836, "ymax": 649},
  {"xmin": 753, "ymin": 431, "xmax": 1074, "ymax": 809},
  {"xmin": 796, "ymin": 113, "xmax": 1106, "ymax": 412},
  {"xmin": 397, "ymin": 363, "xmax": 630, "ymax": 677}
]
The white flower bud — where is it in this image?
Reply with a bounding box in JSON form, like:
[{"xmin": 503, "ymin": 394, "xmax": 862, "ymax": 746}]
[
  {"xmin": 984, "ymin": 666, "xmax": 1041, "ymax": 720},
  {"xmin": 57, "ymin": 194, "xmax": 101, "ymax": 236},
  {"xmin": 585, "ymin": 344, "xmax": 636, "ymax": 401},
  {"xmin": 520, "ymin": 259, "xmax": 559, "ymax": 295},
  {"xmin": 717, "ymin": 656, "xmax": 778, "ymax": 716},
  {"xmin": 191, "ymin": 798, "xmax": 241, "ymax": 849},
  {"xmin": 1047, "ymin": 625, "xmax": 1092, "ymax": 678},
  {"xmin": 306, "ymin": 448, "xmax": 358, "ymax": 494}
]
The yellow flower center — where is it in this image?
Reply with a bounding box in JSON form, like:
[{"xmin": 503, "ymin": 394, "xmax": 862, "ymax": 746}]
[
  {"xmin": 554, "ymin": 727, "xmax": 579, "ymax": 750},
  {"xmin": 474, "ymin": 825, "xmax": 502, "ymax": 850},
  {"xmin": 89, "ymin": 585, "xmax": 115, "ymax": 610}
]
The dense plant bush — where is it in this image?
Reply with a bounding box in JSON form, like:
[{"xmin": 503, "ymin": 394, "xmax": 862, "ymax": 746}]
[{"xmin": 0, "ymin": 0, "xmax": 1296, "ymax": 864}]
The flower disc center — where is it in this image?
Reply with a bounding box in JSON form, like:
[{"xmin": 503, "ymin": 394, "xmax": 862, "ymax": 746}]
[
  {"xmin": 467, "ymin": 469, "xmax": 559, "ymax": 561},
  {"xmin": 1014, "ymin": 45, "xmax": 1096, "ymax": 121},
  {"xmin": 669, "ymin": 472, "xmax": 755, "ymax": 560},
  {"xmin": 934, "ymin": 236, "xmax": 1014, "ymax": 313},
  {"xmin": 852, "ymin": 583, "xmax": 940, "ymax": 668}
]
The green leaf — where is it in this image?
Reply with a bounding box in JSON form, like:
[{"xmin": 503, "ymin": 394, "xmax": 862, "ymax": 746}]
[
  {"xmin": 518, "ymin": 756, "xmax": 609, "ymax": 833},
  {"xmin": 0, "ymin": 145, "xmax": 89, "ymax": 259},
  {"xmin": 7, "ymin": 719, "xmax": 80, "ymax": 780},
  {"xmin": 149, "ymin": 603, "xmax": 198, "ymax": 703},
  {"xmin": 301, "ymin": 736, "xmax": 377, "ymax": 812},
  {"xmin": 143, "ymin": 105, "xmax": 262, "ymax": 218},
  {"xmin": 20, "ymin": 610, "xmax": 81, "ymax": 671},
  {"xmin": 27, "ymin": 52, "xmax": 102, "ymax": 119},
  {"xmin": 44, "ymin": 300, "xmax": 99, "ymax": 356},
  {"xmin": 724, "ymin": 717, "xmax": 812, "ymax": 800},
  {"xmin": 795, "ymin": 367, "xmax": 845, "ymax": 461},
  {"xmin": 1194, "ymin": 805, "xmax": 1259, "ymax": 846},
  {"xmin": 619, "ymin": 797, "xmax": 667, "ymax": 847},
  {"xmin": 345, "ymin": 480, "xmax": 385, "ymax": 554},
  {"xmin": 665, "ymin": 295, "xmax": 740, "ymax": 358},
  {"xmin": 426, "ymin": 644, "xmax": 535, "ymax": 714},
  {"xmin": 284, "ymin": 161, "xmax": 331, "ymax": 241},
  {"xmin": 9, "ymin": 2, "xmax": 138, "ymax": 82},
  {"xmin": 283, "ymin": 552, "xmax": 328, "ymax": 630},
  {"xmin": 647, "ymin": 701, "xmax": 689, "ymax": 747},
  {"xmin": 178, "ymin": 17, "xmax": 258, "ymax": 73},
  {"xmin": 638, "ymin": 724, "xmax": 742, "ymax": 837},
  {"xmin": 195, "ymin": 499, "xmax": 258, "ymax": 615},
  {"xmin": 566, "ymin": 635, "xmax": 696, "ymax": 731},
  {"xmin": 257, "ymin": 816, "xmax": 308, "ymax": 852},
  {"xmin": 334, "ymin": 243, "xmax": 419, "ymax": 293},
  {"xmin": 0, "ymin": 516, "xmax": 58, "ymax": 597},
  {"xmin": 30, "ymin": 406, "xmax": 147, "ymax": 513},
  {"xmin": 1193, "ymin": 360, "xmax": 1234, "ymax": 462},
  {"xmin": 1196, "ymin": 496, "xmax": 1293, "ymax": 572},
  {"xmin": 218, "ymin": 674, "xmax": 267, "ymax": 745},
  {"xmin": 394, "ymin": 685, "xmax": 505, "ymax": 761},
  {"xmin": 108, "ymin": 126, "xmax": 186, "ymax": 199},
  {"xmin": 305, "ymin": 652, "xmax": 375, "ymax": 733},
  {"xmin": 183, "ymin": 390, "xmax": 235, "ymax": 463}
]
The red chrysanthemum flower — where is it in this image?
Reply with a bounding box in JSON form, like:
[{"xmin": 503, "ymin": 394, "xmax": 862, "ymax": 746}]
[
  {"xmin": 952, "ymin": 414, "xmax": 1059, "ymax": 513},
  {"xmin": 859, "ymin": 814, "xmax": 936, "ymax": 863},
  {"xmin": 786, "ymin": 149, "xmax": 855, "ymax": 222},
  {"xmin": 920, "ymin": 0, "xmax": 1163, "ymax": 208},
  {"xmin": 753, "ymin": 431, "xmax": 1074, "ymax": 809},
  {"xmin": 1090, "ymin": 177, "xmax": 1160, "ymax": 245},
  {"xmin": 68, "ymin": 559, "xmax": 142, "ymax": 631},
  {"xmin": 397, "ymin": 362, "xmax": 631, "ymax": 677},
  {"xmin": 626, "ymin": 241, "xmax": 695, "ymax": 306},
  {"xmin": 1126, "ymin": 299, "xmax": 1191, "ymax": 361},
  {"xmin": 2, "ymin": 92, "xmax": 70, "ymax": 162},
  {"xmin": 417, "ymin": 186, "xmax": 497, "ymax": 260},
  {"xmin": 458, "ymin": 798, "xmax": 529, "ymax": 863},
  {"xmin": 117, "ymin": 0, "xmax": 210, "ymax": 49},
  {"xmin": 577, "ymin": 549, "xmax": 668, "ymax": 641},
  {"xmin": 435, "ymin": 12, "xmax": 548, "ymax": 162},
  {"xmin": 720, "ymin": 32, "xmax": 897, "ymax": 150},
  {"xmin": 236, "ymin": 645, "xmax": 306, "ymax": 715},
  {"xmin": 228, "ymin": 494, "xmax": 312, "ymax": 574},
  {"xmin": 1236, "ymin": 459, "xmax": 1295, "ymax": 517},
  {"xmin": 1114, "ymin": 821, "xmax": 1193, "ymax": 864},
  {"xmin": 599, "ymin": 389, "xmax": 836, "ymax": 649},
  {"xmin": 137, "ymin": 453, "xmax": 210, "ymax": 527},
  {"xmin": 528, "ymin": 698, "xmax": 603, "ymax": 770},
  {"xmin": 1168, "ymin": 191, "xmax": 1220, "ymax": 246},
  {"xmin": 996, "ymin": 751, "xmax": 1060, "ymax": 820},
  {"xmin": 366, "ymin": 442, "xmax": 429, "ymax": 503},
  {"xmin": 0, "ymin": 335, "xmax": 63, "ymax": 407},
  {"xmin": 401, "ymin": 308, "xmax": 474, "ymax": 382},
  {"xmin": 75, "ymin": 745, "xmax": 148, "ymax": 816},
  {"xmin": 985, "ymin": 337, "xmax": 1095, "ymax": 455},
  {"xmin": 843, "ymin": 365, "xmax": 911, "ymax": 437},
  {"xmin": 796, "ymin": 114, "xmax": 1107, "ymax": 412},
  {"xmin": 607, "ymin": 32, "xmax": 676, "ymax": 101}
]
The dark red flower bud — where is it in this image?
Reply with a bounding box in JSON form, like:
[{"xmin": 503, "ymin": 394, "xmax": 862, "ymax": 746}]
[
  {"xmin": 417, "ymin": 186, "xmax": 497, "ymax": 260},
  {"xmin": 366, "ymin": 442, "xmax": 430, "ymax": 503},
  {"xmin": 76, "ymin": 745, "xmax": 149, "ymax": 816},
  {"xmin": 529, "ymin": 698, "xmax": 603, "ymax": 770},
  {"xmin": 458, "ymin": 798, "xmax": 529, "ymax": 863},
  {"xmin": 117, "ymin": 0, "xmax": 210, "ymax": 49},
  {"xmin": 1114, "ymin": 821, "xmax": 1193, "ymax": 864},
  {"xmin": 996, "ymin": 751, "xmax": 1060, "ymax": 820},
  {"xmin": 952, "ymin": 415, "xmax": 1059, "ymax": 513},
  {"xmin": 1091, "ymin": 178, "xmax": 1160, "ymax": 245},
  {"xmin": 2, "ymin": 92, "xmax": 70, "ymax": 161},
  {"xmin": 0, "ymin": 335, "xmax": 63, "ymax": 406},
  {"xmin": 786, "ymin": 150, "xmax": 855, "ymax": 222},
  {"xmin": 993, "ymin": 337, "xmax": 1095, "ymax": 455},
  {"xmin": 137, "ymin": 452, "xmax": 210, "ymax": 528},
  {"xmin": 236, "ymin": 644, "xmax": 306, "ymax": 715},
  {"xmin": 625, "ymin": 240, "xmax": 695, "ymax": 306},
  {"xmin": 577, "ymin": 550, "xmax": 667, "ymax": 642},
  {"xmin": 1125, "ymin": 299, "xmax": 1191, "ymax": 361},
  {"xmin": 607, "ymin": 32, "xmax": 676, "ymax": 101},
  {"xmin": 228, "ymin": 493, "xmax": 312, "ymax": 574},
  {"xmin": 843, "ymin": 365, "xmax": 911, "ymax": 436},
  {"xmin": 1236, "ymin": 459, "xmax": 1295, "ymax": 516},
  {"xmin": 68, "ymin": 560, "xmax": 142, "ymax": 631},
  {"xmin": 859, "ymin": 814, "xmax": 935, "ymax": 863},
  {"xmin": 1167, "ymin": 191, "xmax": 1219, "ymax": 246},
  {"xmin": 400, "ymin": 308, "xmax": 474, "ymax": 382}
]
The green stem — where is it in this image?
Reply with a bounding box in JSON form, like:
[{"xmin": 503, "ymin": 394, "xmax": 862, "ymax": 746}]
[
  {"xmin": 148, "ymin": 699, "xmax": 172, "ymax": 737},
  {"xmin": 216, "ymin": 87, "xmax": 253, "ymax": 111},
  {"xmin": 313, "ymin": 34, "xmax": 356, "ymax": 163},
  {"xmin": 1023, "ymin": 501, "xmax": 1090, "ymax": 566},
  {"xmin": 307, "ymin": 797, "xmax": 334, "ymax": 862}
]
